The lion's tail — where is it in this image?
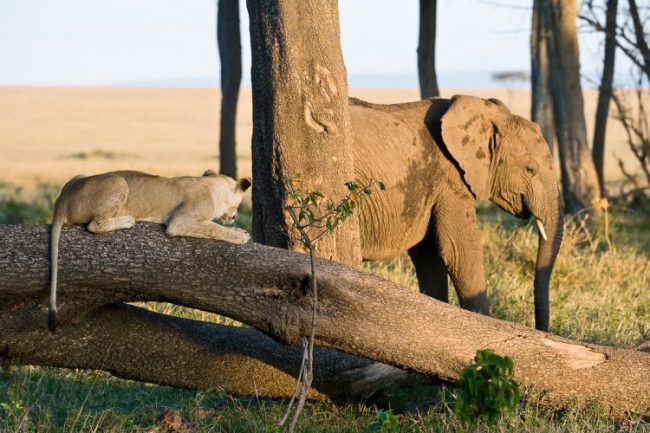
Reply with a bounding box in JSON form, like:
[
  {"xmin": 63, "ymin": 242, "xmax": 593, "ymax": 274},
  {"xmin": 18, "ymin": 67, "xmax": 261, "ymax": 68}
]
[{"xmin": 48, "ymin": 212, "xmax": 65, "ymax": 332}]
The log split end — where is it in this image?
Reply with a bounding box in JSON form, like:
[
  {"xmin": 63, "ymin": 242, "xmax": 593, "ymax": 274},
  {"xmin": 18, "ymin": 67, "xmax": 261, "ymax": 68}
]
[
  {"xmin": 543, "ymin": 339, "xmax": 606, "ymax": 369},
  {"xmin": 347, "ymin": 362, "xmax": 409, "ymax": 395}
]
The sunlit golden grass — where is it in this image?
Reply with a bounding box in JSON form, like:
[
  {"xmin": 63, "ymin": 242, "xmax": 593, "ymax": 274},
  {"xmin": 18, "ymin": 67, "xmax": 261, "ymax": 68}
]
[
  {"xmin": 480, "ymin": 208, "xmax": 650, "ymax": 346},
  {"xmin": 362, "ymin": 252, "xmax": 419, "ymax": 290},
  {"xmin": 550, "ymin": 213, "xmax": 650, "ymax": 346}
]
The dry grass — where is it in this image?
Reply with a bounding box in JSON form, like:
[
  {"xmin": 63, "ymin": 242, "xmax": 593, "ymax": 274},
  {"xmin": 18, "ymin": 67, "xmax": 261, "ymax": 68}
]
[
  {"xmin": 0, "ymin": 86, "xmax": 644, "ymax": 197},
  {"xmin": 0, "ymin": 87, "xmax": 252, "ymax": 193}
]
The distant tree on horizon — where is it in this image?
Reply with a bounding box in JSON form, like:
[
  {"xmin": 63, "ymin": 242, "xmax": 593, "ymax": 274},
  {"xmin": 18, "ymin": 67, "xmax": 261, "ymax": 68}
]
[
  {"xmin": 492, "ymin": 70, "xmax": 530, "ymax": 106},
  {"xmin": 492, "ymin": 71, "xmax": 530, "ymax": 85}
]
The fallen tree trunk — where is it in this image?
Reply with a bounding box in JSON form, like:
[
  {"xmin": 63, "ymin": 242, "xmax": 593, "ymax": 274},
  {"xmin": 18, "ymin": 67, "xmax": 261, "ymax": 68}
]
[{"xmin": 1, "ymin": 223, "xmax": 649, "ymax": 420}]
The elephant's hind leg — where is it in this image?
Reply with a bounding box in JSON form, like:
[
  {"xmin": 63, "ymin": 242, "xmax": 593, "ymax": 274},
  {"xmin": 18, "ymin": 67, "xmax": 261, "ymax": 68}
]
[{"xmin": 408, "ymin": 234, "xmax": 449, "ymax": 303}]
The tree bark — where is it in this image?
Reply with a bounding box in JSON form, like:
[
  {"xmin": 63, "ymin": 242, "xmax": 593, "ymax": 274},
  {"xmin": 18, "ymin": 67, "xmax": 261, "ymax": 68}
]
[
  {"xmin": 592, "ymin": 0, "xmax": 619, "ymax": 196},
  {"xmin": 531, "ymin": 0, "xmax": 556, "ymax": 152},
  {"xmin": 417, "ymin": 0, "xmax": 440, "ymax": 99},
  {"xmin": 545, "ymin": 0, "xmax": 602, "ymax": 215},
  {"xmin": 217, "ymin": 0, "xmax": 242, "ymax": 179},
  {"xmin": 1, "ymin": 223, "xmax": 650, "ymax": 420},
  {"xmin": 246, "ymin": 0, "xmax": 361, "ymax": 267}
]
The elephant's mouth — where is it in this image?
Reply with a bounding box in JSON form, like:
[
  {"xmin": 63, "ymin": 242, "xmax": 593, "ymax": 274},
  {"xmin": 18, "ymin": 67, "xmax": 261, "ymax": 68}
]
[
  {"xmin": 517, "ymin": 194, "xmax": 532, "ymax": 220},
  {"xmin": 517, "ymin": 209, "xmax": 532, "ymax": 220},
  {"xmin": 521, "ymin": 195, "xmax": 549, "ymax": 241},
  {"xmin": 492, "ymin": 194, "xmax": 531, "ymax": 220}
]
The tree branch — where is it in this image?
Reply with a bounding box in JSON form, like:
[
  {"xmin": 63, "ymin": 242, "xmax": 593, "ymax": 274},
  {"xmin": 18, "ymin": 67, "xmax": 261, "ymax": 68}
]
[
  {"xmin": 579, "ymin": 2, "xmax": 650, "ymax": 79},
  {"xmin": 627, "ymin": 0, "xmax": 650, "ymax": 77},
  {"xmin": 1, "ymin": 223, "xmax": 649, "ymax": 420}
]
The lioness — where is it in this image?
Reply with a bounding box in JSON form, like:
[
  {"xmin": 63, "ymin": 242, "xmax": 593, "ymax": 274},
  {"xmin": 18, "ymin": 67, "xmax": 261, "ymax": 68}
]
[{"xmin": 48, "ymin": 169, "xmax": 252, "ymax": 331}]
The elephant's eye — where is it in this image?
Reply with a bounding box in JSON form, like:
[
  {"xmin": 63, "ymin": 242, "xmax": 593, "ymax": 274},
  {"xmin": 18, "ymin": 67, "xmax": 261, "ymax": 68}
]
[{"xmin": 525, "ymin": 161, "xmax": 539, "ymax": 177}]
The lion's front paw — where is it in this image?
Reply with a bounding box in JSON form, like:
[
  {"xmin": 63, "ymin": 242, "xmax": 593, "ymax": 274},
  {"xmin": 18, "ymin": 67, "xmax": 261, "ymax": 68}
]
[{"xmin": 238, "ymin": 231, "xmax": 251, "ymax": 244}]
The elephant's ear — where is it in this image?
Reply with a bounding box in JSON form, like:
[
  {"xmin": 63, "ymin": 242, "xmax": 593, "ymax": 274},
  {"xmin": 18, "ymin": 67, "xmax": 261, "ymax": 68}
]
[{"xmin": 441, "ymin": 95, "xmax": 507, "ymax": 200}]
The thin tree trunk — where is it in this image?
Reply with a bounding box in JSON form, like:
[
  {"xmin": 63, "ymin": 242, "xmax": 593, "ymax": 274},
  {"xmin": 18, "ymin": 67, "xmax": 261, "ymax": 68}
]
[
  {"xmin": 546, "ymin": 0, "xmax": 602, "ymax": 216},
  {"xmin": 247, "ymin": 0, "xmax": 361, "ymax": 267},
  {"xmin": 1, "ymin": 223, "xmax": 650, "ymax": 420},
  {"xmin": 592, "ymin": 0, "xmax": 619, "ymax": 196},
  {"xmin": 531, "ymin": 0, "xmax": 556, "ymax": 153},
  {"xmin": 627, "ymin": 0, "xmax": 650, "ymax": 80},
  {"xmin": 417, "ymin": 0, "xmax": 440, "ymax": 99},
  {"xmin": 217, "ymin": 0, "xmax": 242, "ymax": 179}
]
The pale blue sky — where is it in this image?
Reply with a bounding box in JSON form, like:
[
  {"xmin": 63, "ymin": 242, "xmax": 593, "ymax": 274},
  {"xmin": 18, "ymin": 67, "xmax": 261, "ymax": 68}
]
[{"xmin": 0, "ymin": 0, "xmax": 614, "ymax": 87}]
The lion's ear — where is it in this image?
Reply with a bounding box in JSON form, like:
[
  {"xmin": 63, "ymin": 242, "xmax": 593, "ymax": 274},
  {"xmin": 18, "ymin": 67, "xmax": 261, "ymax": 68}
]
[
  {"xmin": 203, "ymin": 169, "xmax": 217, "ymax": 177},
  {"xmin": 237, "ymin": 177, "xmax": 252, "ymax": 192}
]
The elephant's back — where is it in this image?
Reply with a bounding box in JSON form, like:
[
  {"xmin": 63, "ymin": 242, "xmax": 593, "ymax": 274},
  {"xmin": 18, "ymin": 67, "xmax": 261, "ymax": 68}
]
[{"xmin": 350, "ymin": 100, "xmax": 444, "ymax": 259}]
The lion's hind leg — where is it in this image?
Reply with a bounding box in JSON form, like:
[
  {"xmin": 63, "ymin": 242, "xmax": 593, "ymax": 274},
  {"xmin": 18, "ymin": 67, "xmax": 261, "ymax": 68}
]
[
  {"xmin": 85, "ymin": 190, "xmax": 135, "ymax": 233},
  {"xmin": 87, "ymin": 215, "xmax": 136, "ymax": 233},
  {"xmin": 71, "ymin": 173, "xmax": 135, "ymax": 234}
]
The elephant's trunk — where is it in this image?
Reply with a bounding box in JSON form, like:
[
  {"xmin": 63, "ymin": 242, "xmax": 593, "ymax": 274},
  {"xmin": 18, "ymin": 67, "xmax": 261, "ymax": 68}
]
[{"xmin": 531, "ymin": 190, "xmax": 564, "ymax": 332}]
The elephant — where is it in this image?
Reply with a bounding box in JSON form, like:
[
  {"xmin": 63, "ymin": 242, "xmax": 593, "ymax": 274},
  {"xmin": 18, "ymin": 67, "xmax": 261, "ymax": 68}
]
[{"xmin": 349, "ymin": 95, "xmax": 563, "ymax": 332}]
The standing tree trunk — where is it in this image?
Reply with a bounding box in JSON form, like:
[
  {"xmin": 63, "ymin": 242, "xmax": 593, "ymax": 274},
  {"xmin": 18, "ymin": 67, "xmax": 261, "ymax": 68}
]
[
  {"xmin": 531, "ymin": 0, "xmax": 556, "ymax": 152},
  {"xmin": 545, "ymin": 0, "xmax": 602, "ymax": 216},
  {"xmin": 217, "ymin": 0, "xmax": 242, "ymax": 179},
  {"xmin": 627, "ymin": 0, "xmax": 650, "ymax": 79},
  {"xmin": 417, "ymin": 0, "xmax": 440, "ymax": 99},
  {"xmin": 592, "ymin": 0, "xmax": 619, "ymax": 196},
  {"xmin": 247, "ymin": 0, "xmax": 361, "ymax": 266}
]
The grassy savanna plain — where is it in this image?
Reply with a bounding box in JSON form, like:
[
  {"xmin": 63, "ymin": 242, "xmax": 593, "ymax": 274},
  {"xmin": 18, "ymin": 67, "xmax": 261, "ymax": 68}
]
[{"xmin": 1, "ymin": 87, "xmax": 649, "ymax": 431}]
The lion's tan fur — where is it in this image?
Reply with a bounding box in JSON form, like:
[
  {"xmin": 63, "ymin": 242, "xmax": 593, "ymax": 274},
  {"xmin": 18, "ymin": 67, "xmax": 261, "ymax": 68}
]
[{"xmin": 48, "ymin": 169, "xmax": 251, "ymax": 331}]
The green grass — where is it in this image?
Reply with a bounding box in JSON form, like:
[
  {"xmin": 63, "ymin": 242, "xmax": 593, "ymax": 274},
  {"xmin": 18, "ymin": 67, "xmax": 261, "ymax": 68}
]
[
  {"xmin": 0, "ymin": 182, "xmax": 57, "ymax": 224},
  {"xmin": 1, "ymin": 190, "xmax": 650, "ymax": 431}
]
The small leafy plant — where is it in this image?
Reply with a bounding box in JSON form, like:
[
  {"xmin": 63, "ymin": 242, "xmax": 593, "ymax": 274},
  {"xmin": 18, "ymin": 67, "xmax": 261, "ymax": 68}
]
[
  {"xmin": 0, "ymin": 385, "xmax": 27, "ymax": 431},
  {"xmin": 278, "ymin": 176, "xmax": 384, "ymax": 432},
  {"xmin": 367, "ymin": 409, "xmax": 401, "ymax": 432},
  {"xmin": 454, "ymin": 349, "xmax": 521, "ymax": 426}
]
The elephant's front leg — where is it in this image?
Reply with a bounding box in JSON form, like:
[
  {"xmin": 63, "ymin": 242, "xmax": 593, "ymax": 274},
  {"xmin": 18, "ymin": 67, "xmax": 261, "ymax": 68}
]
[{"xmin": 433, "ymin": 199, "xmax": 490, "ymax": 315}]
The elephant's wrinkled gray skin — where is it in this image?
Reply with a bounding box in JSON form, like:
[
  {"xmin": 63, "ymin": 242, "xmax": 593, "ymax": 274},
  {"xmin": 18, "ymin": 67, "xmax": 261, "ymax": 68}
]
[{"xmin": 350, "ymin": 95, "xmax": 563, "ymax": 332}]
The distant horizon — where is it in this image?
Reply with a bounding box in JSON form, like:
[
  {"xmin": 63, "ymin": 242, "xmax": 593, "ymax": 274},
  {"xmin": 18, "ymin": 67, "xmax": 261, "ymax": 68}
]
[
  {"xmin": 111, "ymin": 70, "xmax": 529, "ymax": 89},
  {"xmin": 2, "ymin": 69, "xmax": 629, "ymax": 89}
]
